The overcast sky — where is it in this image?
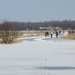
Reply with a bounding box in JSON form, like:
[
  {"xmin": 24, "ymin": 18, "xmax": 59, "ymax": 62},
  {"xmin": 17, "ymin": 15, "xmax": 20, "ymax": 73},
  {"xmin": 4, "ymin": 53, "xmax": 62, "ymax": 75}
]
[{"xmin": 0, "ymin": 0, "xmax": 75, "ymax": 22}]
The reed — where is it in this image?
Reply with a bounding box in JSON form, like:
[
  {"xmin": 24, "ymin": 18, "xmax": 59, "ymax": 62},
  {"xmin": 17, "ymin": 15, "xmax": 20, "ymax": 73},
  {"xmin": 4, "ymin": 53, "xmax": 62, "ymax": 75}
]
[{"xmin": 61, "ymin": 33, "xmax": 75, "ymax": 39}]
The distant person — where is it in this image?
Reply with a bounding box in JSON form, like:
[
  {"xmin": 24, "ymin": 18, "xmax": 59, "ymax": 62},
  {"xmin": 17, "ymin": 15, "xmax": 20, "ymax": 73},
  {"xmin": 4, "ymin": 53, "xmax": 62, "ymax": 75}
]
[
  {"xmin": 50, "ymin": 32, "xmax": 53, "ymax": 38},
  {"xmin": 63, "ymin": 31, "xmax": 64, "ymax": 33},
  {"xmin": 45, "ymin": 32, "xmax": 49, "ymax": 37},
  {"xmin": 59, "ymin": 30, "xmax": 61, "ymax": 34},
  {"xmin": 56, "ymin": 31, "xmax": 58, "ymax": 38},
  {"xmin": 72, "ymin": 30, "xmax": 74, "ymax": 33}
]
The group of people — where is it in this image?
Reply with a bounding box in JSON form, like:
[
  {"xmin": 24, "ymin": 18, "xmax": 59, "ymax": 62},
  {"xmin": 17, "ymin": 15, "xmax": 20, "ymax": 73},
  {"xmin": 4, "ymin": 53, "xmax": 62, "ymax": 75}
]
[
  {"xmin": 50, "ymin": 31, "xmax": 58, "ymax": 38},
  {"xmin": 45, "ymin": 31, "xmax": 59, "ymax": 38}
]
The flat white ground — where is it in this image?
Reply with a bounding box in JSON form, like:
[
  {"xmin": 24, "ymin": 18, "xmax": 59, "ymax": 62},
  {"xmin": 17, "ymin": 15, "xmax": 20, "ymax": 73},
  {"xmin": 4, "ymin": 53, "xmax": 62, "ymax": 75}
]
[{"xmin": 0, "ymin": 32, "xmax": 75, "ymax": 75}]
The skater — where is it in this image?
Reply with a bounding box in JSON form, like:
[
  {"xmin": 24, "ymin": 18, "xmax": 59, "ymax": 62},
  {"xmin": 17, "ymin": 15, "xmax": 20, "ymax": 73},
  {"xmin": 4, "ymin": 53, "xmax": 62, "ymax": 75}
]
[
  {"xmin": 45, "ymin": 32, "xmax": 49, "ymax": 37},
  {"xmin": 56, "ymin": 31, "xmax": 58, "ymax": 38},
  {"xmin": 59, "ymin": 30, "xmax": 61, "ymax": 34},
  {"xmin": 50, "ymin": 32, "xmax": 53, "ymax": 38}
]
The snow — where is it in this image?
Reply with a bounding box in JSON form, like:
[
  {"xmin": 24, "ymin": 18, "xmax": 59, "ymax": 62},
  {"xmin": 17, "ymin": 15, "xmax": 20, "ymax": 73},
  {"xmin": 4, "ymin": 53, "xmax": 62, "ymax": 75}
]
[{"xmin": 0, "ymin": 32, "xmax": 75, "ymax": 75}]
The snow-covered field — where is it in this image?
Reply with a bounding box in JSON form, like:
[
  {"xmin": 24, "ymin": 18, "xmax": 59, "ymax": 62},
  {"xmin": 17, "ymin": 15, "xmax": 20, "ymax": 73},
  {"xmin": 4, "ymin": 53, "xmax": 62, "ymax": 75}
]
[{"xmin": 0, "ymin": 33, "xmax": 75, "ymax": 75}]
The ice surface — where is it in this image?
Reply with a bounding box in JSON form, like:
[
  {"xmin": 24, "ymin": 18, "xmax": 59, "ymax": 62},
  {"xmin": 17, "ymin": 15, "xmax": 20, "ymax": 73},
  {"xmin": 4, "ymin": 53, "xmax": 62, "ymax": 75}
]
[{"xmin": 0, "ymin": 33, "xmax": 75, "ymax": 75}]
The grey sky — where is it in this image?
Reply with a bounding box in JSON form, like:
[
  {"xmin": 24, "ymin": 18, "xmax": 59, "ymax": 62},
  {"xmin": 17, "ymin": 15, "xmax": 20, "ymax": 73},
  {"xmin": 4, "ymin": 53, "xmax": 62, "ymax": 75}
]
[{"xmin": 0, "ymin": 0, "xmax": 75, "ymax": 22}]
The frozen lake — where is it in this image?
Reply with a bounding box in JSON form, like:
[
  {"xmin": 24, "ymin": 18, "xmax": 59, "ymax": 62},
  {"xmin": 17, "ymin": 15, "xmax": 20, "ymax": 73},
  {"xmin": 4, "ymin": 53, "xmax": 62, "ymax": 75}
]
[{"xmin": 0, "ymin": 34, "xmax": 75, "ymax": 75}]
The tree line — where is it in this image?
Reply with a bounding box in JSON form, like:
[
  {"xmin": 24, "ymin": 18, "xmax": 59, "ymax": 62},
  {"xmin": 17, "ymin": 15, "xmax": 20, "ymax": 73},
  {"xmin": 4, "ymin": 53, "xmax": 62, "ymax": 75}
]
[
  {"xmin": 0, "ymin": 20, "xmax": 75, "ymax": 30},
  {"xmin": 12, "ymin": 20, "xmax": 75, "ymax": 30}
]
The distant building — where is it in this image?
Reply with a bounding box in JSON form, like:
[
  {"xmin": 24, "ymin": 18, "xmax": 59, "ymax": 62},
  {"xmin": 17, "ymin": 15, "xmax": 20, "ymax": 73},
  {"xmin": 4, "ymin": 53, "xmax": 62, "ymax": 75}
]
[
  {"xmin": 39, "ymin": 26, "xmax": 53, "ymax": 30},
  {"xmin": 39, "ymin": 26, "xmax": 62, "ymax": 31}
]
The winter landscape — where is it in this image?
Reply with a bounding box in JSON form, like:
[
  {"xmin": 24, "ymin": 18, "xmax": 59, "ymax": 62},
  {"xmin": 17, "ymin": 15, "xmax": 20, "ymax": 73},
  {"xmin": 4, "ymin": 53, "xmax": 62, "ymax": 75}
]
[
  {"xmin": 0, "ymin": 0, "xmax": 75, "ymax": 75},
  {"xmin": 0, "ymin": 32, "xmax": 75, "ymax": 75}
]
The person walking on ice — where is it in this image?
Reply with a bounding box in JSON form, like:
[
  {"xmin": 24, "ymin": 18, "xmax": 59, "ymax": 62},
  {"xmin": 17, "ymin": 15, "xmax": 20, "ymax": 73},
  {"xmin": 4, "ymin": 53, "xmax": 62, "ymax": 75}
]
[
  {"xmin": 56, "ymin": 31, "xmax": 58, "ymax": 38},
  {"xmin": 50, "ymin": 32, "xmax": 53, "ymax": 38}
]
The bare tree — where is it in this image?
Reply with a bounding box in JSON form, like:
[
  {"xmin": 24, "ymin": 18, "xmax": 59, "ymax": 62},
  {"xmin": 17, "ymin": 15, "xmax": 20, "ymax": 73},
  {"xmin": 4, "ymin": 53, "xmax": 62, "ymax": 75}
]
[{"xmin": 0, "ymin": 21, "xmax": 19, "ymax": 44}]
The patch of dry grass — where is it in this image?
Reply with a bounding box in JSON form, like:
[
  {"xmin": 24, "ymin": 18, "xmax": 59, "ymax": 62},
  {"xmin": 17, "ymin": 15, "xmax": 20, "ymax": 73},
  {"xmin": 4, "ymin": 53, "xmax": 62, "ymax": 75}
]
[
  {"xmin": 61, "ymin": 33, "xmax": 75, "ymax": 39},
  {"xmin": 0, "ymin": 41, "xmax": 2, "ymax": 44},
  {"xmin": 22, "ymin": 30, "xmax": 47, "ymax": 37},
  {"xmin": 12, "ymin": 39, "xmax": 23, "ymax": 43},
  {"xmin": 0, "ymin": 39, "xmax": 22, "ymax": 44}
]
